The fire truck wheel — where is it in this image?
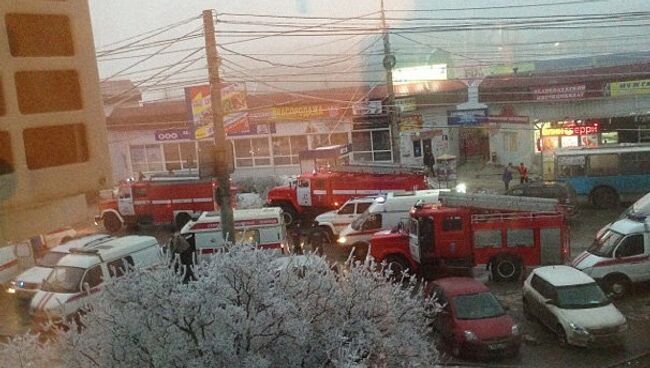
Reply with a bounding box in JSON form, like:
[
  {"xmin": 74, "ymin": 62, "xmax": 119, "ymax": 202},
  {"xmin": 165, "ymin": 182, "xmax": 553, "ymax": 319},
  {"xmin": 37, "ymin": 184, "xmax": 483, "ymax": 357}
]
[
  {"xmin": 352, "ymin": 242, "xmax": 369, "ymax": 261},
  {"xmin": 175, "ymin": 212, "xmax": 192, "ymax": 230},
  {"xmin": 281, "ymin": 206, "xmax": 298, "ymax": 226},
  {"xmin": 103, "ymin": 213, "xmax": 122, "ymax": 233},
  {"xmin": 592, "ymin": 187, "xmax": 619, "ymax": 209},
  {"xmin": 604, "ymin": 274, "xmax": 630, "ymax": 299},
  {"xmin": 491, "ymin": 255, "xmax": 522, "ymax": 282},
  {"xmin": 385, "ymin": 255, "xmax": 411, "ymax": 279}
]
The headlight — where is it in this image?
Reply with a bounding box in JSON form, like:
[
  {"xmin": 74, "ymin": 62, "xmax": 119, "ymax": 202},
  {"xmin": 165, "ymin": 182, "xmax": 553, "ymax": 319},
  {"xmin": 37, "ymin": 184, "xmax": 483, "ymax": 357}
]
[
  {"xmin": 6, "ymin": 288, "xmax": 15, "ymax": 294},
  {"xmin": 455, "ymin": 183, "xmax": 467, "ymax": 193},
  {"xmin": 511, "ymin": 324, "xmax": 520, "ymax": 336},
  {"xmin": 463, "ymin": 330, "xmax": 479, "ymax": 342},
  {"xmin": 569, "ymin": 322, "xmax": 589, "ymax": 335},
  {"xmin": 337, "ymin": 236, "xmax": 347, "ymax": 244}
]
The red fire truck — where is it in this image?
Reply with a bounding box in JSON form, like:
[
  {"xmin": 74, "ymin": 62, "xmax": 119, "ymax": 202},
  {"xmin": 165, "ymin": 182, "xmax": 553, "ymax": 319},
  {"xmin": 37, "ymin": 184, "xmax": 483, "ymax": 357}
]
[
  {"xmin": 369, "ymin": 192, "xmax": 570, "ymax": 281},
  {"xmin": 266, "ymin": 164, "xmax": 427, "ymax": 225},
  {"xmin": 95, "ymin": 174, "xmax": 236, "ymax": 233}
]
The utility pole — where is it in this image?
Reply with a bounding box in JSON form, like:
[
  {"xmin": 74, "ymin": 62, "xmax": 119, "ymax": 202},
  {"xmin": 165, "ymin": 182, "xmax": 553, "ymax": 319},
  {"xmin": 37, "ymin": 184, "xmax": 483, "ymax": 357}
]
[
  {"xmin": 380, "ymin": 0, "xmax": 401, "ymax": 164},
  {"xmin": 202, "ymin": 10, "xmax": 234, "ymax": 242}
]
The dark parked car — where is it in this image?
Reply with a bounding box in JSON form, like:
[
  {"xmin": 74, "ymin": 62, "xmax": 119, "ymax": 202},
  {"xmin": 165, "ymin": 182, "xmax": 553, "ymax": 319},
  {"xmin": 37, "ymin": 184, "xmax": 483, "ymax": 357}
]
[
  {"xmin": 506, "ymin": 181, "xmax": 577, "ymax": 216},
  {"xmin": 427, "ymin": 277, "xmax": 521, "ymax": 359}
]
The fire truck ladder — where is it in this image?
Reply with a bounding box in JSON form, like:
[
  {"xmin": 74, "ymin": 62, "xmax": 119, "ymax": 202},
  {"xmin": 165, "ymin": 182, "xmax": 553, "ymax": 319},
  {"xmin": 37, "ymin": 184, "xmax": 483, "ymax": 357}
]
[
  {"xmin": 330, "ymin": 163, "xmax": 423, "ymax": 175},
  {"xmin": 439, "ymin": 192, "xmax": 560, "ymax": 212}
]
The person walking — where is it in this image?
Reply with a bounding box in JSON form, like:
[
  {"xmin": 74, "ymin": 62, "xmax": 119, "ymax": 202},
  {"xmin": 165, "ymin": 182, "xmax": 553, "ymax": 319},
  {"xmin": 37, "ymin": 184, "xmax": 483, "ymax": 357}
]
[
  {"xmin": 423, "ymin": 151, "xmax": 435, "ymax": 177},
  {"xmin": 517, "ymin": 162, "xmax": 529, "ymax": 184},
  {"xmin": 502, "ymin": 163, "xmax": 513, "ymax": 192}
]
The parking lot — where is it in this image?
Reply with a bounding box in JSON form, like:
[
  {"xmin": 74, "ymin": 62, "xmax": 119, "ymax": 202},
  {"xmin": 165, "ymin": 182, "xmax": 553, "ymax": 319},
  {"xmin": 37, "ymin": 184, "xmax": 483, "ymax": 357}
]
[{"xmin": 2, "ymin": 204, "xmax": 650, "ymax": 367}]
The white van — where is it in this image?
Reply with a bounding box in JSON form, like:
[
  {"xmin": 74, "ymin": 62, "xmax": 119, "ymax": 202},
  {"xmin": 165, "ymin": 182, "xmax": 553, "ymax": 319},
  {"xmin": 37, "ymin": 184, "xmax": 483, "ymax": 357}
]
[
  {"xmin": 30, "ymin": 235, "xmax": 163, "ymax": 320},
  {"xmin": 571, "ymin": 211, "xmax": 650, "ymax": 299},
  {"xmin": 337, "ymin": 189, "xmax": 448, "ymax": 259},
  {"xmin": 180, "ymin": 207, "xmax": 288, "ymax": 259},
  {"xmin": 314, "ymin": 196, "xmax": 377, "ymax": 241},
  {"xmin": 8, "ymin": 234, "xmax": 112, "ymax": 299}
]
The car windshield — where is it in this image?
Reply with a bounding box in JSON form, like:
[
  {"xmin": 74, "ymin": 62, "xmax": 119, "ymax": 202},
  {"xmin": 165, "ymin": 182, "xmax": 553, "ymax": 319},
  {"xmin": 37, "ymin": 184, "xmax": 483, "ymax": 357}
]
[
  {"xmin": 41, "ymin": 266, "xmax": 85, "ymax": 293},
  {"xmin": 452, "ymin": 292, "xmax": 505, "ymax": 320},
  {"xmin": 588, "ymin": 229, "xmax": 623, "ymax": 257},
  {"xmin": 37, "ymin": 251, "xmax": 67, "ymax": 268},
  {"xmin": 556, "ymin": 283, "xmax": 610, "ymax": 309}
]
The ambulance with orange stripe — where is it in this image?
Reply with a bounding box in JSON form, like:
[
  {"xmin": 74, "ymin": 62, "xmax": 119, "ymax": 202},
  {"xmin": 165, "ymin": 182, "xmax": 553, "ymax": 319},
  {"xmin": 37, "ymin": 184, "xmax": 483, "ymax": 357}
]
[
  {"xmin": 179, "ymin": 207, "xmax": 289, "ymax": 260},
  {"xmin": 30, "ymin": 235, "xmax": 163, "ymax": 321}
]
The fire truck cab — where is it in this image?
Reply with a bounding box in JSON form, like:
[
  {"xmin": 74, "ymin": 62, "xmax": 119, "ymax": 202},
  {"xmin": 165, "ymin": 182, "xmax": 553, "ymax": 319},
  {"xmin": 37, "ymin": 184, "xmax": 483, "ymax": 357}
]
[
  {"xmin": 96, "ymin": 174, "xmax": 235, "ymax": 233},
  {"xmin": 370, "ymin": 193, "xmax": 570, "ymax": 281},
  {"xmin": 266, "ymin": 164, "xmax": 427, "ymax": 225}
]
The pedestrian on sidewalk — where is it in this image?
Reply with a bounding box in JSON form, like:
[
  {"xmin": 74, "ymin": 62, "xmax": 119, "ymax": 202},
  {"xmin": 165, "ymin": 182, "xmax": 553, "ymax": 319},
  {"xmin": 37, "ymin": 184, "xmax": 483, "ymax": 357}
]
[
  {"xmin": 423, "ymin": 151, "xmax": 436, "ymax": 177},
  {"xmin": 517, "ymin": 162, "xmax": 529, "ymax": 184},
  {"xmin": 502, "ymin": 163, "xmax": 513, "ymax": 192}
]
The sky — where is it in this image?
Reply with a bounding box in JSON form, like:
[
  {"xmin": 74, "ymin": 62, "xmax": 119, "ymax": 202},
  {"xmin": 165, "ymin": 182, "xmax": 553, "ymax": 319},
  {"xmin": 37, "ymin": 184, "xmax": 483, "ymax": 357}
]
[{"xmin": 88, "ymin": 0, "xmax": 650, "ymax": 100}]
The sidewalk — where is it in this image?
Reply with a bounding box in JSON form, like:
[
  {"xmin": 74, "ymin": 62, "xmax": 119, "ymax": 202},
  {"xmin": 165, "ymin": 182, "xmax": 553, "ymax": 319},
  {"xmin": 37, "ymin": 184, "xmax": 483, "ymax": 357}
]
[{"xmin": 453, "ymin": 160, "xmax": 539, "ymax": 195}]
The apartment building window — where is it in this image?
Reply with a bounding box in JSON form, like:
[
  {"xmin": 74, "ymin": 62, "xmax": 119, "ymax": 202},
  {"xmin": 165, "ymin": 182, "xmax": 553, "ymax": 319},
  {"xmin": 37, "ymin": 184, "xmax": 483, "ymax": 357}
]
[
  {"xmin": 15, "ymin": 70, "xmax": 82, "ymax": 114},
  {"xmin": 233, "ymin": 138, "xmax": 271, "ymax": 167},
  {"xmin": 0, "ymin": 131, "xmax": 13, "ymax": 175},
  {"xmin": 272, "ymin": 135, "xmax": 308, "ymax": 165},
  {"xmin": 23, "ymin": 124, "xmax": 88, "ymax": 169},
  {"xmin": 5, "ymin": 13, "xmax": 74, "ymax": 57}
]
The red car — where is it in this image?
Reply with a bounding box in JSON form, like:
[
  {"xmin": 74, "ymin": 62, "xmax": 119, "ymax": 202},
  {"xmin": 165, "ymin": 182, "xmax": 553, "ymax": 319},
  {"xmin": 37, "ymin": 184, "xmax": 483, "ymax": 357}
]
[{"xmin": 427, "ymin": 277, "xmax": 521, "ymax": 359}]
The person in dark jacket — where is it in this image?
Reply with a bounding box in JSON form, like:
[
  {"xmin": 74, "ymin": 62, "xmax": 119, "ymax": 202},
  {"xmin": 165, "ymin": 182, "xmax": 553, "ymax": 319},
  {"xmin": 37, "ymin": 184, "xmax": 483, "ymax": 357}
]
[
  {"xmin": 502, "ymin": 163, "xmax": 513, "ymax": 192},
  {"xmin": 423, "ymin": 151, "xmax": 435, "ymax": 177}
]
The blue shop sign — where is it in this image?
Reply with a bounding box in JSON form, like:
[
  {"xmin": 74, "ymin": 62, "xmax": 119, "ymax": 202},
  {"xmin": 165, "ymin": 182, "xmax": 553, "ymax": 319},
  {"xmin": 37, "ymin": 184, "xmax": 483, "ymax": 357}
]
[{"xmin": 447, "ymin": 108, "xmax": 488, "ymax": 126}]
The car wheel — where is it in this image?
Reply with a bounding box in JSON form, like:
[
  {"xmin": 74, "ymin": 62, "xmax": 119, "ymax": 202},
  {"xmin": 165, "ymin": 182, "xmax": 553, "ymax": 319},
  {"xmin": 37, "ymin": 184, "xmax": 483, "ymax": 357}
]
[
  {"xmin": 103, "ymin": 213, "xmax": 122, "ymax": 233},
  {"xmin": 175, "ymin": 212, "xmax": 192, "ymax": 230},
  {"xmin": 385, "ymin": 255, "xmax": 411, "ymax": 280},
  {"xmin": 281, "ymin": 206, "xmax": 298, "ymax": 227},
  {"xmin": 605, "ymin": 275, "xmax": 630, "ymax": 299},
  {"xmin": 556, "ymin": 324, "xmax": 569, "ymax": 347},
  {"xmin": 352, "ymin": 242, "xmax": 369, "ymax": 261},
  {"xmin": 592, "ymin": 187, "xmax": 619, "ymax": 209},
  {"xmin": 522, "ymin": 297, "xmax": 534, "ymax": 321},
  {"xmin": 450, "ymin": 339, "xmax": 462, "ymax": 357},
  {"xmin": 491, "ymin": 255, "xmax": 522, "ymax": 282}
]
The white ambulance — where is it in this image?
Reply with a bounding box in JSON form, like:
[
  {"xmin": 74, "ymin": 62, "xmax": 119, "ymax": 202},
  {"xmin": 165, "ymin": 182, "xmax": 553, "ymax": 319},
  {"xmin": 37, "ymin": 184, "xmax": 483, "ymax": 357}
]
[
  {"xmin": 180, "ymin": 207, "xmax": 289, "ymax": 259},
  {"xmin": 30, "ymin": 235, "xmax": 163, "ymax": 321},
  {"xmin": 572, "ymin": 210, "xmax": 650, "ymax": 299},
  {"xmin": 337, "ymin": 189, "xmax": 449, "ymax": 259},
  {"xmin": 314, "ymin": 196, "xmax": 378, "ymax": 241}
]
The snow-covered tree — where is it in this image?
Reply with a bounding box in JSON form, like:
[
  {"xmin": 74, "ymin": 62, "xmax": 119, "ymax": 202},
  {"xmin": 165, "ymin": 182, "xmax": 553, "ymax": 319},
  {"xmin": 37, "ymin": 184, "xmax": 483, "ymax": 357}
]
[{"xmin": 1, "ymin": 246, "xmax": 438, "ymax": 367}]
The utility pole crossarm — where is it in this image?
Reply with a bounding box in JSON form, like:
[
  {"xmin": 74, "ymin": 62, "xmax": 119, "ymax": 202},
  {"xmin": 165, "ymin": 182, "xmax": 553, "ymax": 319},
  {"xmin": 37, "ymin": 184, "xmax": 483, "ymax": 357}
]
[{"xmin": 202, "ymin": 9, "xmax": 235, "ymax": 242}]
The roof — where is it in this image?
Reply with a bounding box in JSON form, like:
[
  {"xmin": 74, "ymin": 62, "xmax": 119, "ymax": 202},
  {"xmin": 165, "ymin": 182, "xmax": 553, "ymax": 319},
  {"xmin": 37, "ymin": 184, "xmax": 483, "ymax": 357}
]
[
  {"xmin": 433, "ymin": 277, "xmax": 490, "ymax": 297},
  {"xmin": 106, "ymin": 99, "xmax": 187, "ymax": 130},
  {"xmin": 610, "ymin": 218, "xmax": 645, "ymax": 234},
  {"xmin": 201, "ymin": 208, "xmax": 282, "ymax": 221},
  {"xmin": 50, "ymin": 234, "xmax": 112, "ymax": 253},
  {"xmin": 58, "ymin": 235, "xmax": 158, "ymax": 268},
  {"xmin": 534, "ymin": 265, "xmax": 595, "ymax": 286}
]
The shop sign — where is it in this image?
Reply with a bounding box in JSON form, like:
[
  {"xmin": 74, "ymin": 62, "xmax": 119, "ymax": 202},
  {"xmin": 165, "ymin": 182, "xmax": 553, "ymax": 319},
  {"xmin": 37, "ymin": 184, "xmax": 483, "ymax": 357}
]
[
  {"xmin": 608, "ymin": 79, "xmax": 650, "ymax": 97},
  {"xmin": 486, "ymin": 115, "xmax": 529, "ymax": 124},
  {"xmin": 352, "ymin": 100, "xmax": 383, "ymax": 116},
  {"xmin": 532, "ymin": 84, "xmax": 586, "ymax": 101},
  {"xmin": 400, "ymin": 114, "xmax": 423, "ymax": 132},
  {"xmin": 541, "ymin": 123, "xmax": 599, "ymax": 136},
  {"xmin": 272, "ymin": 104, "xmax": 340, "ymax": 120},
  {"xmin": 154, "ymin": 128, "xmax": 193, "ymax": 141},
  {"xmin": 185, "ymin": 83, "xmax": 248, "ymax": 125},
  {"xmin": 396, "ymin": 97, "xmax": 417, "ymax": 113},
  {"xmin": 447, "ymin": 108, "xmax": 488, "ymax": 125}
]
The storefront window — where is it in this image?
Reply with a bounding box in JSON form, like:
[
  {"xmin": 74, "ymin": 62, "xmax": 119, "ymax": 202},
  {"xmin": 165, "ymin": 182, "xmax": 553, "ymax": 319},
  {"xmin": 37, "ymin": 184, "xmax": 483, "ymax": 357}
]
[
  {"xmin": 560, "ymin": 135, "xmax": 579, "ymax": 148},
  {"xmin": 272, "ymin": 135, "xmax": 308, "ymax": 166},
  {"xmin": 233, "ymin": 138, "xmax": 271, "ymax": 168},
  {"xmin": 313, "ymin": 132, "xmax": 349, "ymax": 148},
  {"xmin": 352, "ymin": 129, "xmax": 392, "ymax": 162},
  {"xmin": 130, "ymin": 144, "xmax": 164, "ymax": 174},
  {"xmin": 163, "ymin": 142, "xmax": 197, "ymax": 172},
  {"xmin": 601, "ymin": 132, "xmax": 619, "ymax": 144},
  {"xmin": 413, "ymin": 140, "xmax": 422, "ymax": 157}
]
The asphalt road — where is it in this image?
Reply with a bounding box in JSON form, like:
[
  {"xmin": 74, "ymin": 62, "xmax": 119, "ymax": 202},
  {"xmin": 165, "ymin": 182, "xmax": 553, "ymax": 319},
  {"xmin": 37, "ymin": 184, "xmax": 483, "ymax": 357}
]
[{"xmin": 2, "ymin": 204, "xmax": 650, "ymax": 367}]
